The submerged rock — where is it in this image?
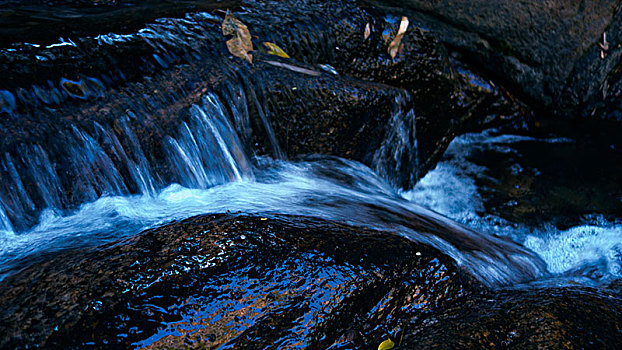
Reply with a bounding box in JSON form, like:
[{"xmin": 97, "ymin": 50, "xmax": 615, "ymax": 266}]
[{"xmin": 402, "ymin": 285, "xmax": 622, "ymax": 349}]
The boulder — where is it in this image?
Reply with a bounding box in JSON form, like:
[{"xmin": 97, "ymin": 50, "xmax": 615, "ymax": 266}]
[
  {"xmin": 370, "ymin": 0, "xmax": 622, "ymax": 123},
  {"xmin": 0, "ymin": 213, "xmax": 620, "ymax": 348},
  {"xmin": 0, "ymin": 213, "xmax": 475, "ymax": 348},
  {"xmin": 0, "ymin": 0, "xmax": 523, "ymax": 230}
]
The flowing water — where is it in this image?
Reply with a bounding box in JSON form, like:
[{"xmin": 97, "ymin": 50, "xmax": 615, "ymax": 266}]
[
  {"xmin": 0, "ymin": 85, "xmax": 550, "ymax": 288},
  {"xmin": 404, "ymin": 129, "xmax": 622, "ymax": 285},
  {"xmin": 1, "ymin": 86, "xmax": 619, "ymax": 288},
  {"xmin": 0, "ymin": 4, "xmax": 619, "ymax": 293}
]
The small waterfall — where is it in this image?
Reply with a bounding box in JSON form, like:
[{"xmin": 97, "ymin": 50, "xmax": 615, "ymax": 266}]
[
  {"xmin": 0, "ymin": 92, "xmax": 252, "ymax": 231},
  {"xmin": 69, "ymin": 126, "xmax": 130, "ymax": 202},
  {"xmin": 165, "ymin": 95, "xmax": 254, "ymax": 189},
  {"xmin": 372, "ymin": 96, "xmax": 418, "ymax": 188},
  {"xmin": 0, "ymin": 201, "xmax": 12, "ymax": 234},
  {"xmin": 244, "ymin": 79, "xmax": 285, "ymax": 160},
  {"xmin": 94, "ymin": 118, "xmax": 157, "ymax": 197}
]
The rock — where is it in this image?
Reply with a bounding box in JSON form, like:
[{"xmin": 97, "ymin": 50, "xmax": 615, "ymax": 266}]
[
  {"xmin": 1, "ymin": 213, "xmax": 620, "ymax": 348},
  {"xmin": 0, "ymin": 0, "xmax": 524, "ymax": 230},
  {"xmin": 242, "ymin": 0, "xmax": 526, "ymax": 178},
  {"xmin": 369, "ymin": 0, "xmax": 622, "ymax": 122},
  {"xmin": 0, "ymin": 213, "xmax": 475, "ymax": 348},
  {"xmin": 400, "ymin": 285, "xmax": 622, "ymax": 349}
]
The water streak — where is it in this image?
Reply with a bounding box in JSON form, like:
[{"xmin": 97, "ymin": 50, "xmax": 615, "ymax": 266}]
[
  {"xmin": 0, "ymin": 157, "xmax": 547, "ymax": 287},
  {"xmin": 372, "ymin": 95, "xmax": 418, "ymax": 187},
  {"xmin": 0, "ymin": 93, "xmax": 251, "ymax": 231}
]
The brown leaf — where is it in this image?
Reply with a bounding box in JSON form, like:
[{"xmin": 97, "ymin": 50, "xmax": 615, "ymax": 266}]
[
  {"xmin": 222, "ymin": 12, "xmax": 253, "ymax": 63},
  {"xmin": 388, "ymin": 16, "xmax": 409, "ymax": 59}
]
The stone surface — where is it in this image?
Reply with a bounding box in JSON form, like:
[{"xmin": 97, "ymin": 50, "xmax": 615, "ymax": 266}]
[
  {"xmin": 0, "ymin": 213, "xmax": 474, "ymax": 348},
  {"xmin": 1, "ymin": 213, "xmax": 620, "ymax": 349},
  {"xmin": 370, "ymin": 0, "xmax": 622, "ymax": 121}
]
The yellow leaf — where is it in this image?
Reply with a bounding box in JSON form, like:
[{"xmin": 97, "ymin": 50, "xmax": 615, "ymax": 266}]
[
  {"xmin": 388, "ymin": 16, "xmax": 409, "ymax": 59},
  {"xmin": 222, "ymin": 12, "xmax": 253, "ymax": 63},
  {"xmin": 263, "ymin": 42, "xmax": 290, "ymax": 58},
  {"xmin": 378, "ymin": 338, "xmax": 395, "ymax": 350}
]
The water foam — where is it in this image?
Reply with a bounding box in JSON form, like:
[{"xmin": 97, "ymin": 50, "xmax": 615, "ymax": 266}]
[
  {"xmin": 402, "ymin": 130, "xmax": 622, "ymax": 282},
  {"xmin": 0, "ymin": 157, "xmax": 546, "ymax": 287}
]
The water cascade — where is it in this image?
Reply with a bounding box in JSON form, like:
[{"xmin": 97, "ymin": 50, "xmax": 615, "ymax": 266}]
[
  {"xmin": 2, "ymin": 1, "xmax": 622, "ymax": 347},
  {"xmin": 0, "ymin": 81, "xmax": 548, "ymax": 288},
  {"xmin": 0, "ymin": 93, "xmax": 253, "ymax": 232}
]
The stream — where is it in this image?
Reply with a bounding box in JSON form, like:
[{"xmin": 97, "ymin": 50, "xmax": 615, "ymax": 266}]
[
  {"xmin": 1, "ymin": 1, "xmax": 622, "ymax": 347},
  {"xmin": 1, "ymin": 103, "xmax": 619, "ymax": 288}
]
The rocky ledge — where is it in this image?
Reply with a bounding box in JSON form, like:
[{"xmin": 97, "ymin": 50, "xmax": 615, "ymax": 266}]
[{"xmin": 0, "ymin": 213, "xmax": 619, "ymax": 348}]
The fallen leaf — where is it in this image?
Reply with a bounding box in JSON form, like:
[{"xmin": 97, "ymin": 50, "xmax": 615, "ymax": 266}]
[
  {"xmin": 263, "ymin": 42, "xmax": 290, "ymax": 58},
  {"xmin": 364, "ymin": 23, "xmax": 371, "ymax": 40},
  {"xmin": 388, "ymin": 16, "xmax": 409, "ymax": 59},
  {"xmin": 222, "ymin": 12, "xmax": 253, "ymax": 63},
  {"xmin": 378, "ymin": 338, "xmax": 395, "ymax": 350}
]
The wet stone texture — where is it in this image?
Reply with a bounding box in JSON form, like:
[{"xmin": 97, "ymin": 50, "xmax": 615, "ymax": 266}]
[
  {"xmin": 0, "ymin": 213, "xmax": 475, "ymax": 349},
  {"xmin": 1, "ymin": 213, "xmax": 621, "ymax": 349},
  {"xmin": 0, "ymin": 0, "xmax": 527, "ymax": 229}
]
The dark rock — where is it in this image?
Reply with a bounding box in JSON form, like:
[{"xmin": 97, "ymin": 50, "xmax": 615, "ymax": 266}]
[
  {"xmin": 401, "ymin": 285, "xmax": 622, "ymax": 349},
  {"xmin": 0, "ymin": 0, "xmax": 524, "ymax": 230},
  {"xmin": 1, "ymin": 213, "xmax": 620, "ymax": 348},
  {"xmin": 242, "ymin": 0, "xmax": 527, "ymax": 178},
  {"xmin": 369, "ymin": 0, "xmax": 622, "ymax": 122},
  {"xmin": 0, "ymin": 213, "xmax": 475, "ymax": 348},
  {"xmin": 442, "ymin": 125, "xmax": 622, "ymax": 229}
]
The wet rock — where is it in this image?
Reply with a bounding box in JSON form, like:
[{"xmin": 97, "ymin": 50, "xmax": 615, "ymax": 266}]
[
  {"xmin": 0, "ymin": 0, "xmax": 524, "ymax": 230},
  {"xmin": 241, "ymin": 0, "xmax": 526, "ymax": 179},
  {"xmin": 0, "ymin": 213, "xmax": 475, "ymax": 348},
  {"xmin": 1, "ymin": 213, "xmax": 620, "ymax": 348},
  {"xmin": 401, "ymin": 285, "xmax": 622, "ymax": 349},
  {"xmin": 370, "ymin": 0, "xmax": 622, "ymax": 122}
]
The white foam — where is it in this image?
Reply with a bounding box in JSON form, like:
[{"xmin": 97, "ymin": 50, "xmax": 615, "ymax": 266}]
[
  {"xmin": 403, "ymin": 130, "xmax": 622, "ymax": 281},
  {"xmin": 0, "ymin": 157, "xmax": 547, "ymax": 287},
  {"xmin": 525, "ymin": 223, "xmax": 622, "ymax": 277}
]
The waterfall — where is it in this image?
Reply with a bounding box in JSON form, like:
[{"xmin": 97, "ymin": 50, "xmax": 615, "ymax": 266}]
[
  {"xmin": 0, "ymin": 201, "xmax": 12, "ymax": 234},
  {"xmin": 165, "ymin": 95, "xmax": 253, "ymax": 189},
  {"xmin": 0, "ymin": 92, "xmax": 253, "ymax": 231},
  {"xmin": 372, "ymin": 95, "xmax": 418, "ymax": 188}
]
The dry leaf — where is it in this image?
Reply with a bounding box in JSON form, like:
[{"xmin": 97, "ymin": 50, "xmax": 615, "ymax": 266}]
[
  {"xmin": 364, "ymin": 23, "xmax": 371, "ymax": 40},
  {"xmin": 388, "ymin": 16, "xmax": 409, "ymax": 59},
  {"xmin": 263, "ymin": 42, "xmax": 290, "ymax": 58},
  {"xmin": 222, "ymin": 12, "xmax": 253, "ymax": 63}
]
